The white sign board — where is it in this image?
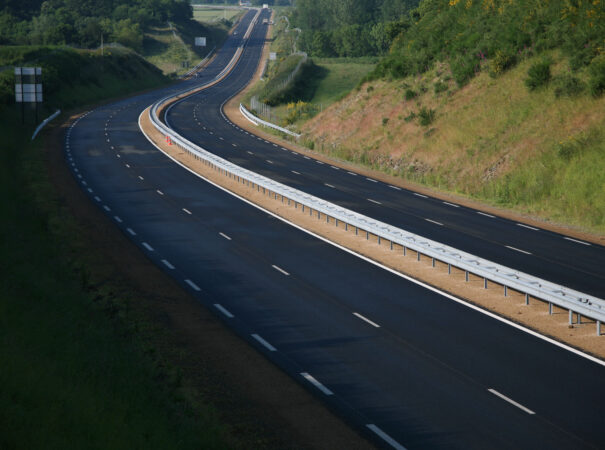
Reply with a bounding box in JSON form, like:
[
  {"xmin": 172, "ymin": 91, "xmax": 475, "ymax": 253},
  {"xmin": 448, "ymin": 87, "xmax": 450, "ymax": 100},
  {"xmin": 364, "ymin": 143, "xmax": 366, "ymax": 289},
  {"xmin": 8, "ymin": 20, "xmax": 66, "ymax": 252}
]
[
  {"xmin": 263, "ymin": 4, "xmax": 268, "ymax": 8},
  {"xmin": 15, "ymin": 67, "xmax": 43, "ymax": 103},
  {"xmin": 195, "ymin": 37, "xmax": 206, "ymax": 47},
  {"xmin": 269, "ymin": 52, "xmax": 277, "ymax": 61}
]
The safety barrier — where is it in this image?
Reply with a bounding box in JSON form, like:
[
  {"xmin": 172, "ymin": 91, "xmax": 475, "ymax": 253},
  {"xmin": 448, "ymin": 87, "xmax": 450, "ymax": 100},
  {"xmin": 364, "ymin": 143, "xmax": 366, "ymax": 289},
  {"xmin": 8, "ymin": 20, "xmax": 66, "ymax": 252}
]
[
  {"xmin": 145, "ymin": 8, "xmax": 605, "ymax": 336},
  {"xmin": 32, "ymin": 109, "xmax": 61, "ymax": 140},
  {"xmin": 240, "ymin": 103, "xmax": 301, "ymax": 138}
]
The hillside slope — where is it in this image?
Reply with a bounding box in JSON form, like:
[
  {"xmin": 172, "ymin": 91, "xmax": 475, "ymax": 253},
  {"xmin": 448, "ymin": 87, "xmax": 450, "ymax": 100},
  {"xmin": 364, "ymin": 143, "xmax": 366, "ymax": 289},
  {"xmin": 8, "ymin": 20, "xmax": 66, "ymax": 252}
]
[{"xmin": 302, "ymin": 52, "xmax": 605, "ymax": 233}]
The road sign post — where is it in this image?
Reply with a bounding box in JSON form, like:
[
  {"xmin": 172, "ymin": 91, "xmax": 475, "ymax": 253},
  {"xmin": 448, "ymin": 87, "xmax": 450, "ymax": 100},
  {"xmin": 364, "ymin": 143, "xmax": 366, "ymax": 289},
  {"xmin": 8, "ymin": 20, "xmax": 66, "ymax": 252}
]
[{"xmin": 15, "ymin": 67, "xmax": 43, "ymax": 124}]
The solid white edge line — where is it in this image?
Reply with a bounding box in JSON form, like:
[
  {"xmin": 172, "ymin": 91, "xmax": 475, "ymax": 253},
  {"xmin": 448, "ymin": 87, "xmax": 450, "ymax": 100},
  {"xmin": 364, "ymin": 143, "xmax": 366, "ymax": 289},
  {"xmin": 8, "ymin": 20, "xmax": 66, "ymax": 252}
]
[
  {"xmin": 142, "ymin": 242, "xmax": 154, "ymax": 251},
  {"xmin": 414, "ymin": 192, "xmax": 428, "ymax": 198},
  {"xmin": 182, "ymin": 208, "xmax": 192, "ymax": 215},
  {"xmin": 517, "ymin": 223, "xmax": 539, "ymax": 231},
  {"xmin": 184, "ymin": 279, "xmax": 201, "ymax": 291},
  {"xmin": 291, "ymin": 170, "xmax": 300, "ymax": 175},
  {"xmin": 214, "ymin": 303, "xmax": 234, "ymax": 318},
  {"xmin": 300, "ymin": 372, "xmax": 333, "ymax": 395},
  {"xmin": 443, "ymin": 201, "xmax": 460, "ymax": 208},
  {"xmin": 114, "ymin": 216, "xmax": 122, "ymax": 223},
  {"xmin": 366, "ymin": 177, "xmax": 378, "ymax": 183},
  {"xmin": 161, "ymin": 259, "xmax": 175, "ymax": 269},
  {"xmin": 325, "ymin": 183, "xmax": 335, "ymax": 188},
  {"xmin": 272, "ymin": 264, "xmax": 290, "ymax": 276},
  {"xmin": 488, "ymin": 389, "xmax": 536, "ymax": 415},
  {"xmin": 477, "ymin": 211, "xmax": 495, "ymax": 218},
  {"xmin": 139, "ymin": 110, "xmax": 605, "ymax": 368},
  {"xmin": 366, "ymin": 424, "xmax": 407, "ymax": 450},
  {"xmin": 388, "ymin": 185, "xmax": 401, "ymax": 191},
  {"xmin": 316, "ymin": 160, "xmax": 324, "ymax": 164},
  {"xmin": 506, "ymin": 245, "xmax": 532, "ymax": 255},
  {"xmin": 353, "ymin": 312, "xmax": 380, "ymax": 328},
  {"xmin": 564, "ymin": 237, "xmax": 591, "ymax": 246},
  {"xmin": 103, "ymin": 205, "xmax": 110, "ymax": 211},
  {"xmin": 251, "ymin": 333, "xmax": 277, "ymax": 351},
  {"xmin": 347, "ymin": 171, "xmax": 357, "ymax": 176},
  {"xmin": 219, "ymin": 232, "xmax": 232, "ymax": 240}
]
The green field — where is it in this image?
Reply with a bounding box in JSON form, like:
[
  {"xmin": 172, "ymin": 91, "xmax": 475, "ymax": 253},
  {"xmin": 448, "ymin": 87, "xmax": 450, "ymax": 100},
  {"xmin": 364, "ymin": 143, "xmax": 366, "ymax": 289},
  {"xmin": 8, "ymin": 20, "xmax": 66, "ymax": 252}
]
[
  {"xmin": 193, "ymin": 8, "xmax": 243, "ymax": 23},
  {"xmin": 308, "ymin": 58, "xmax": 376, "ymax": 106}
]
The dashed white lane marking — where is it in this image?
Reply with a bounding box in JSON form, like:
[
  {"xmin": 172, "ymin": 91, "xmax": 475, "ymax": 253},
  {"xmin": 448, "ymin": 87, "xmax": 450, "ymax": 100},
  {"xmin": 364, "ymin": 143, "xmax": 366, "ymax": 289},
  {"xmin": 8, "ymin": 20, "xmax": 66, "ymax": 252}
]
[
  {"xmin": 94, "ymin": 196, "xmax": 101, "ymax": 202},
  {"xmin": 219, "ymin": 232, "xmax": 232, "ymax": 241},
  {"xmin": 77, "ymin": 174, "xmax": 82, "ymax": 179},
  {"xmin": 488, "ymin": 389, "xmax": 535, "ymax": 415},
  {"xmin": 264, "ymin": 140, "xmax": 270, "ymax": 143},
  {"xmin": 425, "ymin": 218, "xmax": 443, "ymax": 226},
  {"xmin": 281, "ymin": 147, "xmax": 288, "ymax": 151},
  {"xmin": 353, "ymin": 312, "xmax": 380, "ymax": 328},
  {"xmin": 161, "ymin": 259, "xmax": 175, "ymax": 269},
  {"xmin": 113, "ymin": 216, "xmax": 122, "ymax": 223},
  {"xmin": 156, "ymin": 189, "xmax": 164, "ymax": 196},
  {"xmin": 477, "ymin": 211, "xmax": 495, "ymax": 218},
  {"xmin": 347, "ymin": 171, "xmax": 357, "ymax": 176},
  {"xmin": 127, "ymin": 228, "xmax": 136, "ymax": 236},
  {"xmin": 251, "ymin": 334, "xmax": 277, "ymax": 351},
  {"xmin": 564, "ymin": 237, "xmax": 590, "ymax": 246},
  {"xmin": 219, "ymin": 136, "xmax": 224, "ymax": 140},
  {"xmin": 517, "ymin": 223, "xmax": 538, "ymax": 231},
  {"xmin": 291, "ymin": 170, "xmax": 301, "ymax": 175},
  {"xmin": 182, "ymin": 208, "xmax": 192, "ymax": 215},
  {"xmin": 184, "ymin": 279, "xmax": 201, "ymax": 291},
  {"xmin": 214, "ymin": 303, "xmax": 234, "ymax": 318},
  {"xmin": 366, "ymin": 177, "xmax": 378, "ymax": 183},
  {"xmin": 325, "ymin": 183, "xmax": 335, "ymax": 188},
  {"xmin": 366, "ymin": 424, "xmax": 407, "ymax": 450},
  {"xmin": 367, "ymin": 198, "xmax": 382, "ymax": 205},
  {"xmin": 138, "ymin": 175, "xmax": 144, "ymax": 180},
  {"xmin": 506, "ymin": 245, "xmax": 532, "ymax": 255},
  {"xmin": 247, "ymin": 151, "xmax": 254, "ymax": 155},
  {"xmin": 117, "ymin": 154, "xmax": 121, "ymax": 158},
  {"xmin": 443, "ymin": 201, "xmax": 460, "ymax": 208},
  {"xmin": 266, "ymin": 160, "xmax": 274, "ymax": 164},
  {"xmin": 272, "ymin": 265, "xmax": 290, "ymax": 276},
  {"xmin": 209, "ymin": 131, "xmax": 214, "ymax": 135},
  {"xmin": 232, "ymin": 143, "xmax": 237, "ymax": 147},
  {"xmin": 87, "ymin": 188, "xmax": 93, "ymax": 193},
  {"xmin": 316, "ymin": 160, "xmax": 324, "ymax": 165},
  {"xmin": 301, "ymin": 372, "xmax": 333, "ymax": 396},
  {"xmin": 330, "ymin": 165, "xmax": 340, "ymax": 170},
  {"xmin": 388, "ymin": 185, "xmax": 401, "ymax": 191},
  {"xmin": 142, "ymin": 242, "xmax": 154, "ymax": 251},
  {"xmin": 82, "ymin": 181, "xmax": 87, "ymax": 186},
  {"xmin": 414, "ymin": 192, "xmax": 428, "ymax": 198},
  {"xmin": 272, "ymin": 143, "xmax": 278, "ymax": 147},
  {"xmin": 125, "ymin": 163, "xmax": 130, "ymax": 168}
]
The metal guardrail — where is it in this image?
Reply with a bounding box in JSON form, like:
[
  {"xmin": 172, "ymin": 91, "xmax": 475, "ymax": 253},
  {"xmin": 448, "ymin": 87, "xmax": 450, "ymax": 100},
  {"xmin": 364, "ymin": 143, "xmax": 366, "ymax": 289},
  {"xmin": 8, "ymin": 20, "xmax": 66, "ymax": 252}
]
[
  {"xmin": 240, "ymin": 103, "xmax": 301, "ymax": 138},
  {"xmin": 32, "ymin": 109, "xmax": 61, "ymax": 140},
  {"xmin": 180, "ymin": 46, "xmax": 216, "ymax": 79},
  {"xmin": 146, "ymin": 9, "xmax": 605, "ymax": 336}
]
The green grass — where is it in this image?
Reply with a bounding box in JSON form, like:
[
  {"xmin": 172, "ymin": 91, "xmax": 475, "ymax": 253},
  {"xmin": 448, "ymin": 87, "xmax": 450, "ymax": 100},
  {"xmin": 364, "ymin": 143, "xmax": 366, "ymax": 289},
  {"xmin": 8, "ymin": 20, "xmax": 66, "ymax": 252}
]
[
  {"xmin": 309, "ymin": 58, "xmax": 376, "ymax": 105},
  {"xmin": 0, "ymin": 46, "xmax": 235, "ymax": 449},
  {"xmin": 193, "ymin": 8, "xmax": 242, "ymax": 23}
]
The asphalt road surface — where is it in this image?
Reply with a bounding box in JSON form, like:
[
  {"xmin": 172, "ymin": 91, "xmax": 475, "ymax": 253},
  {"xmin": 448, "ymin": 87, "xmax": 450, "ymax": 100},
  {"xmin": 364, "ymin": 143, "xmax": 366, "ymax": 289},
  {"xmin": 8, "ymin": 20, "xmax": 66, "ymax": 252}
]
[{"xmin": 65, "ymin": 9, "xmax": 605, "ymax": 449}]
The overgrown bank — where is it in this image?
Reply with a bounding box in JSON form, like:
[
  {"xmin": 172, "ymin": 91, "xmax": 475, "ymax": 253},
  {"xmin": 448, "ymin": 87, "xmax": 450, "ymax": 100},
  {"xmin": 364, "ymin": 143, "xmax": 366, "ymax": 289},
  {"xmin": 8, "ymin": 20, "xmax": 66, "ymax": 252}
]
[{"xmin": 302, "ymin": 51, "xmax": 605, "ymax": 234}]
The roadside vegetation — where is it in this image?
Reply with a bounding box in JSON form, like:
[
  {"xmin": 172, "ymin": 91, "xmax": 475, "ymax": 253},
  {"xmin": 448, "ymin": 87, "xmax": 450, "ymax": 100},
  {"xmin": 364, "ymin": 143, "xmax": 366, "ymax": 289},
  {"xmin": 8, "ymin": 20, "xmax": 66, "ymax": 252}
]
[{"xmin": 0, "ymin": 40, "xmax": 239, "ymax": 449}]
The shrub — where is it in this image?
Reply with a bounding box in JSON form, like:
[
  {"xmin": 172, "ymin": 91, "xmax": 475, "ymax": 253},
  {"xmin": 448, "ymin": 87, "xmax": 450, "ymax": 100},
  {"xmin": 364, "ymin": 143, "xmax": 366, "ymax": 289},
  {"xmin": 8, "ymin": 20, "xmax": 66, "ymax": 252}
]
[
  {"xmin": 553, "ymin": 74, "xmax": 585, "ymax": 98},
  {"xmin": 382, "ymin": 117, "xmax": 389, "ymax": 126},
  {"xmin": 489, "ymin": 50, "xmax": 516, "ymax": 77},
  {"xmin": 404, "ymin": 111, "xmax": 416, "ymax": 122},
  {"xmin": 366, "ymin": 85, "xmax": 374, "ymax": 93},
  {"xmin": 588, "ymin": 56, "xmax": 605, "ymax": 97},
  {"xmin": 433, "ymin": 81, "xmax": 448, "ymax": 94},
  {"xmin": 451, "ymin": 55, "xmax": 476, "ymax": 86},
  {"xmin": 418, "ymin": 107, "xmax": 435, "ymax": 126},
  {"xmin": 525, "ymin": 59, "xmax": 552, "ymax": 91},
  {"xmin": 404, "ymin": 89, "xmax": 417, "ymax": 100}
]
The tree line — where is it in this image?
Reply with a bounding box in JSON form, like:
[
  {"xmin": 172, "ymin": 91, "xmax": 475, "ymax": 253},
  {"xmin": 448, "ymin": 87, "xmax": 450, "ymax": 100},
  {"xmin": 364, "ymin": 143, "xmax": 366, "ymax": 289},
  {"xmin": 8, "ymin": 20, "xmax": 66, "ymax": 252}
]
[{"xmin": 0, "ymin": 0, "xmax": 192, "ymax": 51}]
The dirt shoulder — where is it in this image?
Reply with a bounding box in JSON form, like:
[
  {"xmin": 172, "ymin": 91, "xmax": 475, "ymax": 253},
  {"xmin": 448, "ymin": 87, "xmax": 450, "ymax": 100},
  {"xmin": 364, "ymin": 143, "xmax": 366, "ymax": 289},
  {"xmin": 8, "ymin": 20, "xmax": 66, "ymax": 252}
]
[
  {"xmin": 142, "ymin": 105, "xmax": 605, "ymax": 361},
  {"xmin": 48, "ymin": 115, "xmax": 374, "ymax": 449}
]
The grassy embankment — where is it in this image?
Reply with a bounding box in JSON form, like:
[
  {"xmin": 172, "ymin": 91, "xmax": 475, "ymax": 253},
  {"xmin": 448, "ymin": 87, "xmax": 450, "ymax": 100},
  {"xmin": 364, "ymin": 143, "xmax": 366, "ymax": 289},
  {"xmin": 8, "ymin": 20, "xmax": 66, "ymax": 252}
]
[
  {"xmin": 242, "ymin": 15, "xmax": 375, "ymax": 128},
  {"xmin": 143, "ymin": 10, "xmax": 242, "ymax": 76},
  {"xmin": 0, "ymin": 46, "xmax": 232, "ymax": 448},
  {"xmin": 302, "ymin": 52, "xmax": 605, "ymax": 234}
]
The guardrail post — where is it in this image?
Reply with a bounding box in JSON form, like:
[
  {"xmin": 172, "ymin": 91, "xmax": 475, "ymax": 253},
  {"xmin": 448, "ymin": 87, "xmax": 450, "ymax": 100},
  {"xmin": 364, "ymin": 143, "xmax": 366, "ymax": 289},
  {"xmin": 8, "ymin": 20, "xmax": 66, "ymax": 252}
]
[
  {"xmin": 525, "ymin": 293, "xmax": 529, "ymax": 305},
  {"xmin": 569, "ymin": 309, "xmax": 573, "ymax": 325},
  {"xmin": 597, "ymin": 321, "xmax": 601, "ymax": 336},
  {"xmin": 366, "ymin": 231, "xmax": 369, "ymax": 240},
  {"xmin": 403, "ymin": 246, "xmax": 406, "ymax": 256},
  {"xmin": 484, "ymin": 278, "xmax": 488, "ymax": 289},
  {"xmin": 465, "ymin": 271, "xmax": 469, "ymax": 282},
  {"xmin": 355, "ymin": 227, "xmax": 358, "ymax": 235},
  {"xmin": 335, "ymin": 219, "xmax": 338, "ymax": 227},
  {"xmin": 377, "ymin": 236, "xmax": 381, "ymax": 245},
  {"xmin": 390, "ymin": 241, "xmax": 393, "ymax": 250},
  {"xmin": 504, "ymin": 285, "xmax": 507, "ymax": 297},
  {"xmin": 417, "ymin": 251, "xmax": 420, "ymax": 261},
  {"xmin": 431, "ymin": 258, "xmax": 435, "ymax": 267},
  {"xmin": 302, "ymin": 204, "xmax": 304, "ymax": 212},
  {"xmin": 345, "ymin": 223, "xmax": 348, "ymax": 231},
  {"xmin": 578, "ymin": 313, "xmax": 582, "ymax": 324},
  {"xmin": 448, "ymin": 263, "xmax": 451, "ymax": 274},
  {"xmin": 326, "ymin": 215, "xmax": 329, "ymax": 223},
  {"xmin": 549, "ymin": 302, "xmax": 553, "ymax": 314}
]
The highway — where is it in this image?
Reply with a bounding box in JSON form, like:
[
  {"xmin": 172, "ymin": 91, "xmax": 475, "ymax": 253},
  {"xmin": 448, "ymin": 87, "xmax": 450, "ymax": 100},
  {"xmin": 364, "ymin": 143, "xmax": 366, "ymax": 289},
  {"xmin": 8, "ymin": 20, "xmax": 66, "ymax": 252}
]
[
  {"xmin": 65, "ymin": 9, "xmax": 605, "ymax": 449},
  {"xmin": 165, "ymin": 28, "xmax": 605, "ymax": 300}
]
